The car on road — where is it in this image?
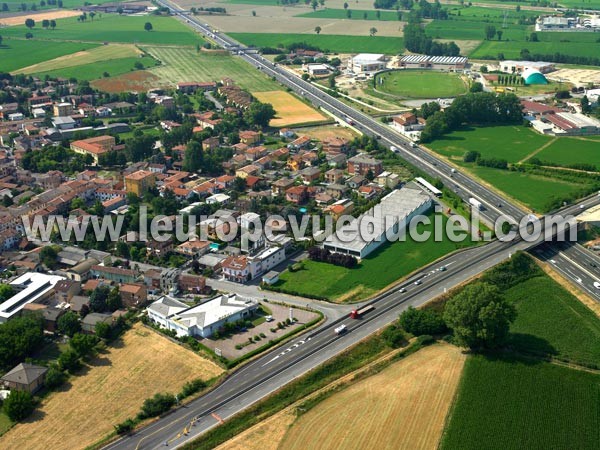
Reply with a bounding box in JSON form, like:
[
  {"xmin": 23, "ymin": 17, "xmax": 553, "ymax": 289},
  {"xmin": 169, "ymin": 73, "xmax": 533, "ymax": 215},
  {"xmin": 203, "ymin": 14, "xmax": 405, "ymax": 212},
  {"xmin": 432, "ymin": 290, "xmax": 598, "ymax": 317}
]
[
  {"xmin": 390, "ymin": 145, "xmax": 398, "ymax": 153},
  {"xmin": 399, "ymin": 287, "xmax": 406, "ymax": 293},
  {"xmin": 594, "ymin": 282, "xmax": 600, "ymax": 289},
  {"xmin": 439, "ymin": 266, "xmax": 447, "ymax": 272},
  {"xmin": 334, "ymin": 324, "xmax": 348, "ymax": 335},
  {"xmin": 265, "ymin": 315, "xmax": 274, "ymax": 322},
  {"xmin": 414, "ymin": 280, "xmax": 422, "ymax": 285}
]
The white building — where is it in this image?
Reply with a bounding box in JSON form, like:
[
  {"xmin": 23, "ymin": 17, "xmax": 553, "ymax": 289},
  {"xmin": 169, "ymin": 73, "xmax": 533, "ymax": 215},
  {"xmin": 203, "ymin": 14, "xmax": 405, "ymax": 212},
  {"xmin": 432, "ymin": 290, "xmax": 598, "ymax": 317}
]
[
  {"xmin": 222, "ymin": 245, "xmax": 287, "ymax": 283},
  {"xmin": 349, "ymin": 54, "xmax": 386, "ymax": 74},
  {"xmin": 585, "ymin": 88, "xmax": 600, "ymax": 105},
  {"xmin": 206, "ymin": 193, "xmax": 231, "ymax": 205},
  {"xmin": 323, "ymin": 187, "xmax": 432, "ymax": 259},
  {"xmin": 305, "ymin": 63, "xmax": 330, "ymax": 76},
  {"xmin": 0, "ymin": 273, "xmax": 66, "ymax": 323},
  {"xmin": 8, "ymin": 113, "xmax": 24, "ymax": 121},
  {"xmin": 146, "ymin": 293, "xmax": 259, "ymax": 338},
  {"xmin": 499, "ymin": 60, "xmax": 555, "ymax": 74}
]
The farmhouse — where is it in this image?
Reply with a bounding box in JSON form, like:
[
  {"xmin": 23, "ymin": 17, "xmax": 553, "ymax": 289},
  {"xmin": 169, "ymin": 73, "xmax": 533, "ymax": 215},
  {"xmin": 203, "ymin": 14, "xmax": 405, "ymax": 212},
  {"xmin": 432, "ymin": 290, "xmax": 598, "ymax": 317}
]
[
  {"xmin": 146, "ymin": 293, "xmax": 259, "ymax": 338},
  {"xmin": 349, "ymin": 54, "xmax": 387, "ymax": 74},
  {"xmin": 0, "ymin": 272, "xmax": 66, "ymax": 323},
  {"xmin": 398, "ymin": 55, "xmax": 468, "ymax": 71},
  {"xmin": 323, "ymin": 187, "xmax": 432, "ymax": 259}
]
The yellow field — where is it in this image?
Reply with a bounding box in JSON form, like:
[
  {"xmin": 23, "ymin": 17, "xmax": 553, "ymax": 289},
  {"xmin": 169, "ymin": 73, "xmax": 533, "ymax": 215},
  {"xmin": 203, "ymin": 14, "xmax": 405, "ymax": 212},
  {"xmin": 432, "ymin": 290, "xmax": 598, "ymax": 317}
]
[
  {"xmin": 253, "ymin": 90, "xmax": 327, "ymax": 127},
  {"xmin": 14, "ymin": 44, "xmax": 142, "ymax": 75},
  {"xmin": 0, "ymin": 324, "xmax": 224, "ymax": 450},
  {"xmin": 0, "ymin": 10, "xmax": 81, "ymax": 26},
  {"xmin": 279, "ymin": 343, "xmax": 466, "ymax": 450}
]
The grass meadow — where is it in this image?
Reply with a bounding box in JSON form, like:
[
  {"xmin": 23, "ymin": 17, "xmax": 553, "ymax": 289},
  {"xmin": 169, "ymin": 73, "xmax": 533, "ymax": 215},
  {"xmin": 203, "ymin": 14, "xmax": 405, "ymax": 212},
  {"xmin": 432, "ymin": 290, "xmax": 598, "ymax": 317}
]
[
  {"xmin": 0, "ymin": 38, "xmax": 98, "ymax": 73},
  {"xmin": 531, "ymin": 138, "xmax": 600, "ymax": 169},
  {"xmin": 228, "ymin": 32, "xmax": 404, "ymax": 54},
  {"xmin": 275, "ymin": 214, "xmax": 475, "ymax": 302},
  {"xmin": 297, "ymin": 8, "xmax": 404, "ymax": 21},
  {"xmin": 440, "ymin": 354, "xmax": 600, "ymax": 450},
  {"xmin": 34, "ymin": 55, "xmax": 157, "ymax": 81},
  {"xmin": 374, "ymin": 70, "xmax": 468, "ymax": 98},
  {"xmin": 0, "ymin": 14, "xmax": 202, "ymax": 45}
]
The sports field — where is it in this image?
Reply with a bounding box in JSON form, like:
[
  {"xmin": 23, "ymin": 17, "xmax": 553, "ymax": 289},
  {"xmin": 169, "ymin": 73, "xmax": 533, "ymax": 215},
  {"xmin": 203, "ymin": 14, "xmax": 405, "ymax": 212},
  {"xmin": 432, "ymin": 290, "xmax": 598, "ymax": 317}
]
[
  {"xmin": 0, "ymin": 14, "xmax": 202, "ymax": 45},
  {"xmin": 0, "ymin": 324, "xmax": 223, "ymax": 450},
  {"xmin": 144, "ymin": 46, "xmax": 280, "ymax": 92},
  {"xmin": 374, "ymin": 70, "xmax": 468, "ymax": 99},
  {"xmin": 0, "ymin": 39, "xmax": 99, "ymax": 73},
  {"xmin": 253, "ymin": 91, "xmax": 327, "ymax": 126},
  {"xmin": 228, "ymin": 32, "xmax": 404, "ymax": 54},
  {"xmin": 280, "ymin": 343, "xmax": 465, "ymax": 450},
  {"xmin": 14, "ymin": 43, "xmax": 143, "ymax": 74},
  {"xmin": 275, "ymin": 214, "xmax": 474, "ymax": 302},
  {"xmin": 440, "ymin": 355, "xmax": 600, "ymax": 450}
]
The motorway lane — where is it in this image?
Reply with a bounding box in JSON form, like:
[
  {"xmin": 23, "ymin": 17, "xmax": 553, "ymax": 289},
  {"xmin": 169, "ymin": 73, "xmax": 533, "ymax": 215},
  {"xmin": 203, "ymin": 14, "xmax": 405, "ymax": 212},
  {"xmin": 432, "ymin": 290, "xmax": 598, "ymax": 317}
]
[{"xmin": 106, "ymin": 237, "xmax": 531, "ymax": 450}]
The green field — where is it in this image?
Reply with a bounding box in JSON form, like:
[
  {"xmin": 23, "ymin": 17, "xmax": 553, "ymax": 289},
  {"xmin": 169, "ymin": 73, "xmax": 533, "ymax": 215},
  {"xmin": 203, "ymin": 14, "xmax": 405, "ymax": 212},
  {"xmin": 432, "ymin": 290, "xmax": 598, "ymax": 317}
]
[
  {"xmin": 34, "ymin": 55, "xmax": 157, "ymax": 81},
  {"xmin": 297, "ymin": 8, "xmax": 404, "ymax": 21},
  {"xmin": 0, "ymin": 0, "xmax": 116, "ymax": 12},
  {"xmin": 531, "ymin": 137, "xmax": 600, "ymax": 169},
  {"xmin": 427, "ymin": 125, "xmax": 551, "ymax": 164},
  {"xmin": 374, "ymin": 70, "xmax": 468, "ymax": 99},
  {"xmin": 0, "ymin": 38, "xmax": 98, "ymax": 72},
  {"xmin": 506, "ymin": 275, "xmax": 600, "ymax": 367},
  {"xmin": 144, "ymin": 46, "xmax": 280, "ymax": 92},
  {"xmin": 274, "ymin": 214, "xmax": 475, "ymax": 302},
  {"xmin": 0, "ymin": 407, "xmax": 13, "ymax": 436},
  {"xmin": 228, "ymin": 32, "xmax": 404, "ymax": 54},
  {"xmin": 0, "ymin": 14, "xmax": 202, "ymax": 45},
  {"xmin": 440, "ymin": 355, "xmax": 600, "ymax": 450}
]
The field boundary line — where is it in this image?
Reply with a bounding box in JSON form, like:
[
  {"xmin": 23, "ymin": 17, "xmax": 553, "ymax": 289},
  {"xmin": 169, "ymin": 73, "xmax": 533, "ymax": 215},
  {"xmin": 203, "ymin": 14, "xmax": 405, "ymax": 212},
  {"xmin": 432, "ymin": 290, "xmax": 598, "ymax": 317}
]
[{"xmin": 518, "ymin": 137, "xmax": 557, "ymax": 164}]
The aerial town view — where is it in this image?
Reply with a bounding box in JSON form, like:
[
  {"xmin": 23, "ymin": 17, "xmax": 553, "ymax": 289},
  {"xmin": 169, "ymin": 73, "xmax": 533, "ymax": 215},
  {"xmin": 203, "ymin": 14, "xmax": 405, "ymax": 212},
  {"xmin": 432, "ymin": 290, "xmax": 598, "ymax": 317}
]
[{"xmin": 0, "ymin": 0, "xmax": 600, "ymax": 448}]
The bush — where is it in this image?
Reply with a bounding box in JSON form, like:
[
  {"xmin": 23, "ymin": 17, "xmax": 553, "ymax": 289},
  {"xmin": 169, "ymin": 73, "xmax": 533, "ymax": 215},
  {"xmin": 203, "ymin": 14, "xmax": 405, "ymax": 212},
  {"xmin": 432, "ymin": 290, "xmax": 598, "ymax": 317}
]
[
  {"xmin": 3, "ymin": 390, "xmax": 35, "ymax": 421},
  {"xmin": 259, "ymin": 333, "xmax": 266, "ymax": 338},
  {"xmin": 179, "ymin": 379, "xmax": 207, "ymax": 400},
  {"xmin": 44, "ymin": 364, "xmax": 67, "ymax": 390},
  {"xmin": 58, "ymin": 348, "xmax": 81, "ymax": 373},
  {"xmin": 115, "ymin": 418, "xmax": 137, "ymax": 434},
  {"xmin": 399, "ymin": 307, "xmax": 447, "ymax": 336},
  {"xmin": 138, "ymin": 393, "xmax": 176, "ymax": 420},
  {"xmin": 381, "ymin": 323, "xmax": 406, "ymax": 348}
]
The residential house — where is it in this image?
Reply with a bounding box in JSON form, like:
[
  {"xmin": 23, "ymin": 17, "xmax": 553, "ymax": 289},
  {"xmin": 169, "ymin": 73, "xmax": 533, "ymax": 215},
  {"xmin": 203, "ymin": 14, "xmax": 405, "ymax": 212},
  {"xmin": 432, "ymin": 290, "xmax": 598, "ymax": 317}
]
[
  {"xmin": 239, "ymin": 130, "xmax": 262, "ymax": 146},
  {"xmin": 1, "ymin": 363, "xmax": 47, "ymax": 394},
  {"xmin": 82, "ymin": 312, "xmax": 112, "ymax": 334},
  {"xmin": 175, "ymin": 240, "xmax": 211, "ymax": 257},
  {"xmin": 301, "ymin": 166, "xmax": 321, "ymax": 184},
  {"xmin": 285, "ymin": 185, "xmax": 308, "ymax": 204},
  {"xmin": 178, "ymin": 274, "xmax": 207, "ymax": 294},
  {"xmin": 348, "ymin": 154, "xmax": 383, "ymax": 177},
  {"xmin": 119, "ymin": 283, "xmax": 147, "ymax": 308},
  {"xmin": 325, "ymin": 168, "xmax": 345, "ymax": 184},
  {"xmin": 124, "ymin": 170, "xmax": 155, "ymax": 196},
  {"xmin": 271, "ymin": 178, "xmax": 295, "ymax": 196}
]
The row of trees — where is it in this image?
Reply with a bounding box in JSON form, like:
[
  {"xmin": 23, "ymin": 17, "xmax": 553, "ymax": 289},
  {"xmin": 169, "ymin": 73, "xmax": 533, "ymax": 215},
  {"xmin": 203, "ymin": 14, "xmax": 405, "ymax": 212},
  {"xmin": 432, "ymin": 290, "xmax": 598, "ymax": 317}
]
[
  {"xmin": 519, "ymin": 48, "xmax": 600, "ymax": 68},
  {"xmin": 496, "ymin": 74, "xmax": 526, "ymax": 86},
  {"xmin": 307, "ymin": 247, "xmax": 358, "ymax": 268},
  {"xmin": 25, "ymin": 18, "xmax": 56, "ymax": 29},
  {"xmin": 420, "ymin": 92, "xmax": 523, "ymax": 142},
  {"xmin": 403, "ymin": 23, "xmax": 460, "ymax": 57}
]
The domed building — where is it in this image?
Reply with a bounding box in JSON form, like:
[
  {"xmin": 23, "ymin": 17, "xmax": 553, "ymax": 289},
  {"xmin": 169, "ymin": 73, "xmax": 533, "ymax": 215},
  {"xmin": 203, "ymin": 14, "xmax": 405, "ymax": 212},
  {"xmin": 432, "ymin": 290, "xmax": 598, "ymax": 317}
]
[{"xmin": 521, "ymin": 68, "xmax": 548, "ymax": 85}]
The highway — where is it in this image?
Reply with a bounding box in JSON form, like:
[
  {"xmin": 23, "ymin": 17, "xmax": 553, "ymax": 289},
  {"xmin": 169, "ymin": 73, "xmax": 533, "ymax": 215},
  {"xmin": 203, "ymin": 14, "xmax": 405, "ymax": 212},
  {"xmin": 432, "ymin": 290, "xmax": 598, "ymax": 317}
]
[{"xmin": 102, "ymin": 4, "xmax": 600, "ymax": 449}]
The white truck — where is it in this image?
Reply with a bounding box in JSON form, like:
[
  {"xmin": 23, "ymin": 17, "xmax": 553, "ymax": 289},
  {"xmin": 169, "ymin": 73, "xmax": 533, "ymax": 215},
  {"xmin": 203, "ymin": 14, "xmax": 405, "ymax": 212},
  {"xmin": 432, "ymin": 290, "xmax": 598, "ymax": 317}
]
[{"xmin": 469, "ymin": 197, "xmax": 483, "ymax": 210}]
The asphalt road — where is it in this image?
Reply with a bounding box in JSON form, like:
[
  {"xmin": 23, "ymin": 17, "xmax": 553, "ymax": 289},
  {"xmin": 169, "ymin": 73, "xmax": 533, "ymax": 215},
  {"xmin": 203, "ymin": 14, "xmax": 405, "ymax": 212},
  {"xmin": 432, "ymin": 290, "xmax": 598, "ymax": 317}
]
[{"xmin": 101, "ymin": 5, "xmax": 600, "ymax": 449}]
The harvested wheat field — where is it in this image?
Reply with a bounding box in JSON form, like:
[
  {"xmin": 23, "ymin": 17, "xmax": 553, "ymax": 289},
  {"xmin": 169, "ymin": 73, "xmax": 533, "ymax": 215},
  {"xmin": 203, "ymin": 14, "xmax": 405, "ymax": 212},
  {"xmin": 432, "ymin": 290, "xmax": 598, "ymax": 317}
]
[
  {"xmin": 295, "ymin": 124, "xmax": 358, "ymax": 141},
  {"xmin": 253, "ymin": 90, "xmax": 327, "ymax": 127},
  {"xmin": 279, "ymin": 343, "xmax": 466, "ymax": 450},
  {"xmin": 0, "ymin": 9, "xmax": 81, "ymax": 26},
  {"xmin": 14, "ymin": 44, "xmax": 143, "ymax": 74},
  {"xmin": 0, "ymin": 324, "xmax": 224, "ymax": 450},
  {"xmin": 91, "ymin": 70, "xmax": 162, "ymax": 93}
]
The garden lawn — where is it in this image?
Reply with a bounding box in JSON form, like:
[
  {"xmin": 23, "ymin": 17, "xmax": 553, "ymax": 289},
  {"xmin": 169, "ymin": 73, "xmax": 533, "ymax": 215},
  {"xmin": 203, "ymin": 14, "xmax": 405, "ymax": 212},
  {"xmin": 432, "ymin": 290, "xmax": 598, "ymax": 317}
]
[
  {"xmin": 530, "ymin": 137, "xmax": 600, "ymax": 170},
  {"xmin": 144, "ymin": 45, "xmax": 281, "ymax": 92},
  {"xmin": 34, "ymin": 55, "xmax": 157, "ymax": 81},
  {"xmin": 0, "ymin": 38, "xmax": 98, "ymax": 73},
  {"xmin": 228, "ymin": 33, "xmax": 404, "ymax": 54},
  {"xmin": 506, "ymin": 274, "xmax": 600, "ymax": 368},
  {"xmin": 440, "ymin": 355, "xmax": 600, "ymax": 450},
  {"xmin": 374, "ymin": 70, "xmax": 468, "ymax": 99},
  {"xmin": 276, "ymin": 214, "xmax": 475, "ymax": 302},
  {"xmin": 297, "ymin": 8, "xmax": 404, "ymax": 21},
  {"xmin": 0, "ymin": 14, "xmax": 201, "ymax": 45},
  {"xmin": 426, "ymin": 125, "xmax": 552, "ymax": 164}
]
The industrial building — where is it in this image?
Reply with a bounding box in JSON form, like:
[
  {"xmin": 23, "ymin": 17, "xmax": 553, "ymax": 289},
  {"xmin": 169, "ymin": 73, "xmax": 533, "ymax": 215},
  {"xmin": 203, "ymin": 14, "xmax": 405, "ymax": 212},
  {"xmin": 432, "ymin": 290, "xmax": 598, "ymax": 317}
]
[
  {"xmin": 323, "ymin": 187, "xmax": 432, "ymax": 259},
  {"xmin": 349, "ymin": 54, "xmax": 387, "ymax": 73},
  {"xmin": 530, "ymin": 111, "xmax": 600, "ymax": 136},
  {"xmin": 146, "ymin": 293, "xmax": 259, "ymax": 338},
  {"xmin": 0, "ymin": 273, "xmax": 66, "ymax": 323},
  {"xmin": 499, "ymin": 60, "xmax": 555, "ymax": 74},
  {"xmin": 398, "ymin": 55, "xmax": 468, "ymax": 71}
]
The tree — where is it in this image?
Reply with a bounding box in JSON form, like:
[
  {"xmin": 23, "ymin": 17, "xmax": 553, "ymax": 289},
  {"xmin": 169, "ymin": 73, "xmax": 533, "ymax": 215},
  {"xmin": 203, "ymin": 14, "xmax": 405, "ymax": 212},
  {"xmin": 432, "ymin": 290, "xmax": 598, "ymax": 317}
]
[
  {"xmin": 50, "ymin": 19, "xmax": 56, "ymax": 29},
  {"xmin": 484, "ymin": 24, "xmax": 496, "ymax": 41},
  {"xmin": 106, "ymin": 286, "xmax": 122, "ymax": 312},
  {"xmin": 529, "ymin": 32, "xmax": 538, "ymax": 42},
  {"xmin": 399, "ymin": 307, "xmax": 446, "ymax": 336},
  {"xmin": 138, "ymin": 393, "xmax": 176, "ymax": 419},
  {"xmin": 89, "ymin": 285, "xmax": 111, "ymax": 312},
  {"xmin": 244, "ymin": 102, "xmax": 275, "ymax": 128},
  {"xmin": 346, "ymin": 9, "xmax": 351, "ymax": 18},
  {"xmin": 58, "ymin": 348, "xmax": 81, "ymax": 372},
  {"xmin": 376, "ymin": 9, "xmax": 380, "ymax": 20},
  {"xmin": 443, "ymin": 282, "xmax": 516, "ymax": 350},
  {"xmin": 89, "ymin": 11, "xmax": 95, "ymax": 21},
  {"xmin": 369, "ymin": 27, "xmax": 377, "ymax": 36},
  {"xmin": 116, "ymin": 6, "xmax": 123, "ymax": 14},
  {"xmin": 311, "ymin": 0, "xmax": 317, "ymax": 10},
  {"xmin": 0, "ymin": 283, "xmax": 14, "ymax": 303},
  {"xmin": 252, "ymin": 10, "xmax": 256, "ymax": 16},
  {"xmin": 1, "ymin": 3, "xmax": 8, "ymax": 12},
  {"xmin": 496, "ymin": 30, "xmax": 503, "ymax": 41},
  {"xmin": 581, "ymin": 95, "xmax": 592, "ymax": 114},
  {"xmin": 3, "ymin": 390, "xmax": 35, "ymax": 421},
  {"xmin": 42, "ymin": 18, "xmax": 49, "ymax": 29},
  {"xmin": 25, "ymin": 18, "xmax": 35, "ymax": 29},
  {"xmin": 182, "ymin": 140, "xmax": 204, "ymax": 173},
  {"xmin": 516, "ymin": 4, "xmax": 520, "ymax": 11},
  {"xmin": 314, "ymin": 25, "xmax": 321, "ymax": 34},
  {"xmin": 57, "ymin": 311, "xmax": 81, "ymax": 337},
  {"xmin": 40, "ymin": 245, "xmax": 59, "ymax": 269},
  {"xmin": 95, "ymin": 321, "xmax": 112, "ymax": 340},
  {"xmin": 343, "ymin": 1, "xmax": 348, "ymax": 8},
  {"xmin": 144, "ymin": 22, "xmax": 153, "ymax": 32},
  {"xmin": 0, "ymin": 314, "xmax": 44, "ymax": 369},
  {"xmin": 44, "ymin": 364, "xmax": 66, "ymax": 390},
  {"xmin": 469, "ymin": 81, "xmax": 483, "ymax": 93},
  {"xmin": 70, "ymin": 332, "xmax": 99, "ymax": 357}
]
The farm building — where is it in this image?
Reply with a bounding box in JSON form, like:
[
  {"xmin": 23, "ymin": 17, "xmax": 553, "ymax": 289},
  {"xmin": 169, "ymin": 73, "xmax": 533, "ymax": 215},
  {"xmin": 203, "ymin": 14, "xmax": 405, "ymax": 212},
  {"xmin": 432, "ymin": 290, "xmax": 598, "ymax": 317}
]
[
  {"xmin": 305, "ymin": 64, "xmax": 331, "ymax": 76},
  {"xmin": 521, "ymin": 68, "xmax": 549, "ymax": 85},
  {"xmin": 535, "ymin": 15, "xmax": 576, "ymax": 31},
  {"xmin": 323, "ymin": 187, "xmax": 432, "ymax": 259},
  {"xmin": 349, "ymin": 54, "xmax": 387, "ymax": 73},
  {"xmin": 499, "ymin": 60, "xmax": 555, "ymax": 74},
  {"xmin": 398, "ymin": 55, "xmax": 468, "ymax": 71},
  {"xmin": 146, "ymin": 293, "xmax": 259, "ymax": 338}
]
